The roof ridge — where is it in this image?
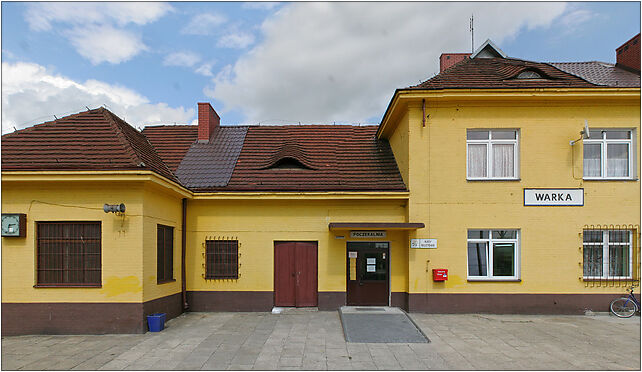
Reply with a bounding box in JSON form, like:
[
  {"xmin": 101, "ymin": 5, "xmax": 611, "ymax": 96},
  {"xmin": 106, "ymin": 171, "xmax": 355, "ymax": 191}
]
[
  {"xmin": 2, "ymin": 107, "xmax": 104, "ymax": 138},
  {"xmin": 99, "ymin": 108, "xmax": 146, "ymax": 168}
]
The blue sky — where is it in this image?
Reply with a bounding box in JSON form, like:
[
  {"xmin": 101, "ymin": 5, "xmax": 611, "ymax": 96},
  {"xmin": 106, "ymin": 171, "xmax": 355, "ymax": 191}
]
[{"xmin": 1, "ymin": 2, "xmax": 640, "ymax": 132}]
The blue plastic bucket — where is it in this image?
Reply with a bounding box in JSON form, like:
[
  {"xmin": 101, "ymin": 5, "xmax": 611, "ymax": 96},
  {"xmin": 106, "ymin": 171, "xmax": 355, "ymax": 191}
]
[{"xmin": 147, "ymin": 313, "xmax": 166, "ymax": 332}]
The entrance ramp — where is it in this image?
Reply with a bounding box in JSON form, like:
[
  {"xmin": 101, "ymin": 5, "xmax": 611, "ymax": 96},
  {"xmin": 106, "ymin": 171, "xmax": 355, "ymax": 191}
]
[{"xmin": 339, "ymin": 306, "xmax": 429, "ymax": 343}]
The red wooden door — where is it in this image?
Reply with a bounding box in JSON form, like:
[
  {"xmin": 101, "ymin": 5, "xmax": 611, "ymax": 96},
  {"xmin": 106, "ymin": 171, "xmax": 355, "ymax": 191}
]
[
  {"xmin": 274, "ymin": 242, "xmax": 296, "ymax": 306},
  {"xmin": 274, "ymin": 242, "xmax": 318, "ymax": 307},
  {"xmin": 295, "ymin": 242, "xmax": 318, "ymax": 307}
]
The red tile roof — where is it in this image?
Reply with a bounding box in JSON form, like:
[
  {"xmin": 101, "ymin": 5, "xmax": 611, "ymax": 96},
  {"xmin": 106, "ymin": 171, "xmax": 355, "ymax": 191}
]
[
  {"xmin": 1, "ymin": 108, "xmax": 178, "ymax": 183},
  {"xmin": 142, "ymin": 125, "xmax": 198, "ymax": 172},
  {"xmin": 210, "ymin": 125, "xmax": 407, "ymax": 192},
  {"xmin": 411, "ymin": 57, "xmax": 597, "ymax": 90}
]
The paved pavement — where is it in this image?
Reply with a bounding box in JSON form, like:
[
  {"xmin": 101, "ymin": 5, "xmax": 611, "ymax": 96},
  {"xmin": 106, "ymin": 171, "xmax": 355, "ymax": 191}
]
[{"xmin": 2, "ymin": 310, "xmax": 640, "ymax": 370}]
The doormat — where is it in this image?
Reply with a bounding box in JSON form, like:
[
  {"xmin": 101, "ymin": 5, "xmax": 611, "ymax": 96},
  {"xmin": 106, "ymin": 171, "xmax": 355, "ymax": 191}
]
[{"xmin": 339, "ymin": 307, "xmax": 429, "ymax": 343}]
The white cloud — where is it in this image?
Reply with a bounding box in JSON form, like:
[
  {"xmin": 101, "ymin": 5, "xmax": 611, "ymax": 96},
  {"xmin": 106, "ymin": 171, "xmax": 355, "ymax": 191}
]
[
  {"xmin": 207, "ymin": 2, "xmax": 567, "ymax": 124},
  {"xmin": 195, "ymin": 62, "xmax": 216, "ymax": 77},
  {"xmin": 242, "ymin": 2, "xmax": 281, "ymax": 10},
  {"xmin": 559, "ymin": 9, "xmax": 596, "ymax": 31},
  {"xmin": 24, "ymin": 2, "xmax": 172, "ymax": 64},
  {"xmin": 24, "ymin": 2, "xmax": 173, "ymax": 31},
  {"xmin": 181, "ymin": 13, "xmax": 227, "ymax": 35},
  {"xmin": 66, "ymin": 25, "xmax": 147, "ymax": 65},
  {"xmin": 1, "ymin": 61, "xmax": 194, "ymax": 134},
  {"xmin": 163, "ymin": 51, "xmax": 202, "ymax": 68},
  {"xmin": 217, "ymin": 32, "xmax": 255, "ymax": 49}
]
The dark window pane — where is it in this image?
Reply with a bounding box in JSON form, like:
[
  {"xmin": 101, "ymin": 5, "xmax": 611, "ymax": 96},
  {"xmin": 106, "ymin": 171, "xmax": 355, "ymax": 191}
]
[
  {"xmin": 467, "ymin": 130, "xmax": 489, "ymax": 140},
  {"xmin": 206, "ymin": 240, "xmax": 239, "ymax": 279},
  {"xmin": 605, "ymin": 130, "xmax": 631, "ymax": 139},
  {"xmin": 467, "ymin": 242, "xmax": 488, "ymax": 276},
  {"xmin": 609, "ymin": 230, "xmax": 630, "ymax": 243},
  {"xmin": 491, "ymin": 130, "xmax": 517, "ymax": 139},
  {"xmin": 583, "ymin": 230, "xmax": 603, "ymax": 243},
  {"xmin": 361, "ymin": 252, "xmax": 387, "ymax": 281},
  {"xmin": 492, "ymin": 230, "xmax": 517, "ymax": 239},
  {"xmin": 609, "ymin": 245, "xmax": 629, "ymax": 277},
  {"xmin": 467, "ymin": 230, "xmax": 489, "ymax": 239},
  {"xmin": 583, "ymin": 245, "xmax": 603, "ymax": 277},
  {"xmin": 492, "ymin": 243, "xmax": 515, "ymax": 276}
]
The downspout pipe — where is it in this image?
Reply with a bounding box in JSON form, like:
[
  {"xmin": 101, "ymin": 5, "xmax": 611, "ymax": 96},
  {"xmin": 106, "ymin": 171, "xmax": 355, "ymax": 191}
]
[{"xmin": 181, "ymin": 198, "xmax": 189, "ymax": 310}]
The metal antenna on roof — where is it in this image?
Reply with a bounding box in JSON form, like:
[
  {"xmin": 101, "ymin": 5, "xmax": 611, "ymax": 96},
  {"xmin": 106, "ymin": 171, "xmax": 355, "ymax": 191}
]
[
  {"xmin": 53, "ymin": 115, "xmax": 58, "ymax": 120},
  {"xmin": 470, "ymin": 14, "xmax": 474, "ymax": 53},
  {"xmin": 85, "ymin": 106, "xmax": 90, "ymax": 111}
]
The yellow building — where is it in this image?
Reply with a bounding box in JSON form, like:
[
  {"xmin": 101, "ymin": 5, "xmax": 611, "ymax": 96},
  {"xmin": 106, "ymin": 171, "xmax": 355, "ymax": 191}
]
[{"xmin": 2, "ymin": 36, "xmax": 640, "ymax": 335}]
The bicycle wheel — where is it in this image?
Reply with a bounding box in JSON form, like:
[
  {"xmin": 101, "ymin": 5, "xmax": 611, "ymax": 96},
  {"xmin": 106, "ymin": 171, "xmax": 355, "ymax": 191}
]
[{"xmin": 610, "ymin": 297, "xmax": 638, "ymax": 318}]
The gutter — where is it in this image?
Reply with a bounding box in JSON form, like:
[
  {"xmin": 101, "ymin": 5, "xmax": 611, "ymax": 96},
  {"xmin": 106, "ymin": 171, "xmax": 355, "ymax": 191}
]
[{"xmin": 181, "ymin": 198, "xmax": 189, "ymax": 310}]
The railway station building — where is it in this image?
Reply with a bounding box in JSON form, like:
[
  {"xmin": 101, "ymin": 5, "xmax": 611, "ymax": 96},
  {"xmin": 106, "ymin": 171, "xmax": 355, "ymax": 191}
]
[{"xmin": 2, "ymin": 36, "xmax": 640, "ymax": 335}]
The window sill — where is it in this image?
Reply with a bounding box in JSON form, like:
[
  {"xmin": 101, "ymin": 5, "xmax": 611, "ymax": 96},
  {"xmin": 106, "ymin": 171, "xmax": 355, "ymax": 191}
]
[
  {"xmin": 157, "ymin": 279, "xmax": 176, "ymax": 285},
  {"xmin": 467, "ymin": 178, "xmax": 521, "ymax": 182},
  {"xmin": 34, "ymin": 284, "xmax": 102, "ymax": 288},
  {"xmin": 467, "ymin": 278, "xmax": 521, "ymax": 282},
  {"xmin": 583, "ymin": 178, "xmax": 638, "ymax": 182}
]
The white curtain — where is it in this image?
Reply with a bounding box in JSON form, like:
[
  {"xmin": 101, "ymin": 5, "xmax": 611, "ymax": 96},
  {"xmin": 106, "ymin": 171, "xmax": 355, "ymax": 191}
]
[
  {"xmin": 492, "ymin": 144, "xmax": 514, "ymax": 178},
  {"xmin": 583, "ymin": 143, "xmax": 601, "ymax": 177},
  {"xmin": 607, "ymin": 144, "xmax": 629, "ymax": 177},
  {"xmin": 467, "ymin": 144, "xmax": 487, "ymax": 177}
]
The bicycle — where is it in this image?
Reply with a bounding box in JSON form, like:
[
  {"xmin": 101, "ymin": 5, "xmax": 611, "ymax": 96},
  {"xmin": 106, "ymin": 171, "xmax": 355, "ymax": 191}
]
[{"xmin": 609, "ymin": 285, "xmax": 640, "ymax": 318}]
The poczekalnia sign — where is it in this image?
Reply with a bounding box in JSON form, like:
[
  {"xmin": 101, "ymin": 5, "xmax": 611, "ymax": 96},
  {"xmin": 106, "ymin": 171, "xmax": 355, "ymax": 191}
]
[{"xmin": 523, "ymin": 189, "xmax": 584, "ymax": 206}]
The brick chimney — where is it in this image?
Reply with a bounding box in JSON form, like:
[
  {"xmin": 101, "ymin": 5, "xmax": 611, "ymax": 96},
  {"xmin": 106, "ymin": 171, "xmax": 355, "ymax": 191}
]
[
  {"xmin": 440, "ymin": 53, "xmax": 470, "ymax": 72},
  {"xmin": 197, "ymin": 102, "xmax": 220, "ymax": 142},
  {"xmin": 616, "ymin": 33, "xmax": 640, "ymax": 73}
]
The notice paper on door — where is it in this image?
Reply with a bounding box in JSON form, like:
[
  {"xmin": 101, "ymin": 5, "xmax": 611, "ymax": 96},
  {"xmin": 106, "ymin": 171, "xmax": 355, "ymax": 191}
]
[
  {"xmin": 350, "ymin": 258, "xmax": 357, "ymax": 280},
  {"xmin": 366, "ymin": 258, "xmax": 376, "ymax": 264},
  {"xmin": 367, "ymin": 264, "xmax": 376, "ymax": 272}
]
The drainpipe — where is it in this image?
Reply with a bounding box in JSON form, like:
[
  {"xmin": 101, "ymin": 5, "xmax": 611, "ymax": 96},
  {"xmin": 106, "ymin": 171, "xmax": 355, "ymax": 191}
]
[{"xmin": 181, "ymin": 198, "xmax": 189, "ymax": 310}]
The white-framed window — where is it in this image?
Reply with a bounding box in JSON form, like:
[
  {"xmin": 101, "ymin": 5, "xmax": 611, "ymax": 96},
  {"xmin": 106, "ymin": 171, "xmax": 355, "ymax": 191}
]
[
  {"xmin": 466, "ymin": 129, "xmax": 519, "ymax": 180},
  {"xmin": 467, "ymin": 229, "xmax": 520, "ymax": 280},
  {"xmin": 583, "ymin": 229, "xmax": 633, "ymax": 280},
  {"xmin": 583, "ymin": 129, "xmax": 634, "ymax": 179}
]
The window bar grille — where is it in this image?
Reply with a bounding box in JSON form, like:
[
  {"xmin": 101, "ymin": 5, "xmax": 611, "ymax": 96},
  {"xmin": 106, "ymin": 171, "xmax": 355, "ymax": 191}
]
[
  {"xmin": 582, "ymin": 224, "xmax": 640, "ymax": 288},
  {"xmin": 37, "ymin": 222, "xmax": 101, "ymax": 286}
]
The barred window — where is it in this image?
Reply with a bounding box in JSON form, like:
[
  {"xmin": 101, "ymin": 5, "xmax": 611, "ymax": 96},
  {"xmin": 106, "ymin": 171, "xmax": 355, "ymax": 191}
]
[
  {"xmin": 157, "ymin": 225, "xmax": 174, "ymax": 283},
  {"xmin": 37, "ymin": 222, "xmax": 101, "ymax": 286},
  {"xmin": 583, "ymin": 229, "xmax": 633, "ymax": 279},
  {"xmin": 206, "ymin": 240, "xmax": 238, "ymax": 279}
]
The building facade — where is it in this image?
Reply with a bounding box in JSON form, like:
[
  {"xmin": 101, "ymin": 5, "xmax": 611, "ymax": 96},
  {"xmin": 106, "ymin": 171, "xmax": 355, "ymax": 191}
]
[{"xmin": 2, "ymin": 36, "xmax": 640, "ymax": 335}]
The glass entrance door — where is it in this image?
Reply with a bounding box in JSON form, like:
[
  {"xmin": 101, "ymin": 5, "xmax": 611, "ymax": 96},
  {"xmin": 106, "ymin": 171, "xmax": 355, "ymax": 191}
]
[{"xmin": 346, "ymin": 242, "xmax": 389, "ymax": 306}]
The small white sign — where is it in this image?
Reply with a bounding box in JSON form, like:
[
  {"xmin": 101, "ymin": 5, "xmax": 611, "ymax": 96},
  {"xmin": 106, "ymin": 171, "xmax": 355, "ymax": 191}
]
[
  {"xmin": 524, "ymin": 189, "xmax": 584, "ymax": 206},
  {"xmin": 366, "ymin": 265, "xmax": 376, "ymax": 272},
  {"xmin": 348, "ymin": 251, "xmax": 357, "ymax": 258},
  {"xmin": 411, "ymin": 239, "xmax": 437, "ymax": 249},
  {"xmin": 350, "ymin": 231, "xmax": 386, "ymax": 238},
  {"xmin": 367, "ymin": 258, "xmax": 376, "ymax": 264}
]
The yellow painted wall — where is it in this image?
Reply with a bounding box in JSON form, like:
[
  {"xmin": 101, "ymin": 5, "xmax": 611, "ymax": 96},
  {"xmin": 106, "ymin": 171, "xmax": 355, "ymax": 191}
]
[
  {"xmin": 186, "ymin": 199, "xmax": 408, "ymax": 294},
  {"xmin": 1, "ymin": 181, "xmax": 145, "ymax": 303},
  {"xmin": 141, "ymin": 183, "xmax": 183, "ymax": 302},
  {"xmin": 388, "ymin": 93, "xmax": 641, "ymax": 295}
]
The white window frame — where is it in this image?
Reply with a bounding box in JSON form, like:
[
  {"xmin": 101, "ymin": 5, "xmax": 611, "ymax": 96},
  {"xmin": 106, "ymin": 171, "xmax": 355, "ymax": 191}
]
[
  {"xmin": 583, "ymin": 129, "xmax": 634, "ymax": 180},
  {"xmin": 583, "ymin": 230, "xmax": 633, "ymax": 280},
  {"xmin": 467, "ymin": 229, "xmax": 520, "ymax": 281},
  {"xmin": 466, "ymin": 129, "xmax": 520, "ymax": 180}
]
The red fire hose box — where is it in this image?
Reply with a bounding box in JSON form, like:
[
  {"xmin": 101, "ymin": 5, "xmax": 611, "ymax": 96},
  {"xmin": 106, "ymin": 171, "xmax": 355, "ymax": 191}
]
[{"xmin": 432, "ymin": 269, "xmax": 448, "ymax": 281}]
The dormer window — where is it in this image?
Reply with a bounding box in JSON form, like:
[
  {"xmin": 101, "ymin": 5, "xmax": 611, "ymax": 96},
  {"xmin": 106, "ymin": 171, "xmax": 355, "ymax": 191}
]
[
  {"xmin": 516, "ymin": 70, "xmax": 543, "ymax": 79},
  {"xmin": 264, "ymin": 157, "xmax": 312, "ymax": 170}
]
